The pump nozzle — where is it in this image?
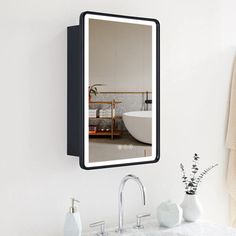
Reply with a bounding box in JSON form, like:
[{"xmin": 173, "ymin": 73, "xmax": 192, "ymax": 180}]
[{"xmin": 69, "ymin": 198, "xmax": 80, "ymax": 213}]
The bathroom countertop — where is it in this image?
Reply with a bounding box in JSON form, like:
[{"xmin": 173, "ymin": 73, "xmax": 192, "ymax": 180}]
[{"xmin": 83, "ymin": 220, "xmax": 236, "ymax": 236}]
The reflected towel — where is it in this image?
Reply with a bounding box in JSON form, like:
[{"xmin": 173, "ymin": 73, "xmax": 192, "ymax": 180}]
[{"xmin": 226, "ymin": 58, "xmax": 236, "ymax": 227}]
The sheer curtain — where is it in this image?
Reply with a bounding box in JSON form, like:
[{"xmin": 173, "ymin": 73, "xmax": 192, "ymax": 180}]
[{"xmin": 226, "ymin": 58, "xmax": 236, "ymax": 227}]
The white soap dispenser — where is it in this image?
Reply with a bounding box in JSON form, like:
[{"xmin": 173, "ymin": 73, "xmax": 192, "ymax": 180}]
[{"xmin": 64, "ymin": 198, "xmax": 82, "ymax": 236}]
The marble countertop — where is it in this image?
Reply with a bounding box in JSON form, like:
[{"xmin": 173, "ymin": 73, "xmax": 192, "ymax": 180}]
[{"xmin": 83, "ymin": 220, "xmax": 236, "ymax": 236}]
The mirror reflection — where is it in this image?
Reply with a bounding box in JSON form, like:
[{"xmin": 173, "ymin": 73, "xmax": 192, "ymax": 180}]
[{"xmin": 85, "ymin": 16, "xmax": 157, "ymax": 166}]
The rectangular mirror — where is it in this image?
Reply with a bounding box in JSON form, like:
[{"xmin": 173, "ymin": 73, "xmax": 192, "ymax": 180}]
[{"xmin": 67, "ymin": 11, "xmax": 160, "ymax": 169}]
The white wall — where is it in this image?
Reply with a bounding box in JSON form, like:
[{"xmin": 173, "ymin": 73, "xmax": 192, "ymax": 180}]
[{"xmin": 0, "ymin": 0, "xmax": 235, "ymax": 235}]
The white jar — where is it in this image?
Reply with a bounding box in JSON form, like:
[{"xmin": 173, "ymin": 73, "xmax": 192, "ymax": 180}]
[{"xmin": 157, "ymin": 201, "xmax": 183, "ymax": 228}]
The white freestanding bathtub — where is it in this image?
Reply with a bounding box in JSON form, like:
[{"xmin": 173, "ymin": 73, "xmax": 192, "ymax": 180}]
[{"xmin": 123, "ymin": 111, "xmax": 152, "ymax": 144}]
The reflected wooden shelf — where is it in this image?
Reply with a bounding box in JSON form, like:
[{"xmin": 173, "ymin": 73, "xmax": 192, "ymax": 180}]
[
  {"xmin": 89, "ymin": 116, "xmax": 122, "ymax": 120},
  {"xmin": 89, "ymin": 101, "xmax": 121, "ymax": 104},
  {"xmin": 89, "ymin": 99, "xmax": 122, "ymax": 139},
  {"xmin": 89, "ymin": 130, "xmax": 122, "ymax": 136}
]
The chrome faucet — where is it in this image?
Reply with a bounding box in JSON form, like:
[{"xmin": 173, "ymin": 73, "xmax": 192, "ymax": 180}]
[{"xmin": 117, "ymin": 174, "xmax": 146, "ymax": 233}]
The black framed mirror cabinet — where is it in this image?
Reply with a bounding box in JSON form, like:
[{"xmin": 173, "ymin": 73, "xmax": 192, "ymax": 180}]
[{"xmin": 67, "ymin": 11, "xmax": 160, "ymax": 170}]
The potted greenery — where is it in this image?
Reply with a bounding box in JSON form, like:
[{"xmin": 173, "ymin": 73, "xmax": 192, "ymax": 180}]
[
  {"xmin": 180, "ymin": 153, "xmax": 218, "ymax": 222},
  {"xmin": 88, "ymin": 84, "xmax": 105, "ymax": 102}
]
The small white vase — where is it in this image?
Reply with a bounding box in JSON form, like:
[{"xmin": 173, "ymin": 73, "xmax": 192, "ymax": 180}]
[{"xmin": 181, "ymin": 194, "xmax": 203, "ymax": 222}]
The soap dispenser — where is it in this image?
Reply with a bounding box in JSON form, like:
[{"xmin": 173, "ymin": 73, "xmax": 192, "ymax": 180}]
[{"xmin": 64, "ymin": 198, "xmax": 82, "ymax": 236}]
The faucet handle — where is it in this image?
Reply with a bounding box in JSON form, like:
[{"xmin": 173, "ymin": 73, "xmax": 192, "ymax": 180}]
[
  {"xmin": 90, "ymin": 221, "xmax": 108, "ymax": 236},
  {"xmin": 133, "ymin": 213, "xmax": 151, "ymax": 229}
]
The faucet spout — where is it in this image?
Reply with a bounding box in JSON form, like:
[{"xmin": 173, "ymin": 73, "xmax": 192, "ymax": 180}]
[{"xmin": 117, "ymin": 174, "xmax": 146, "ymax": 233}]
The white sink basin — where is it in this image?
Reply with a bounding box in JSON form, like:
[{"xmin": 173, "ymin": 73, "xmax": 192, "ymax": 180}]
[{"xmin": 84, "ymin": 220, "xmax": 236, "ymax": 236}]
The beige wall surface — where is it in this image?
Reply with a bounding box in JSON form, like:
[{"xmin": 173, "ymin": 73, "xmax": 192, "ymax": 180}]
[
  {"xmin": 0, "ymin": 0, "xmax": 235, "ymax": 235},
  {"xmin": 89, "ymin": 19, "xmax": 152, "ymax": 92}
]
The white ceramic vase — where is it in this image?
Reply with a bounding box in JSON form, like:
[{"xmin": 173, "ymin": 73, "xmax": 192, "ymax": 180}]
[{"xmin": 181, "ymin": 194, "xmax": 203, "ymax": 222}]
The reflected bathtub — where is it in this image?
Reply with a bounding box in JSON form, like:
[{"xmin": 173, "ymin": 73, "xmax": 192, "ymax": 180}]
[{"xmin": 123, "ymin": 111, "xmax": 152, "ymax": 144}]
